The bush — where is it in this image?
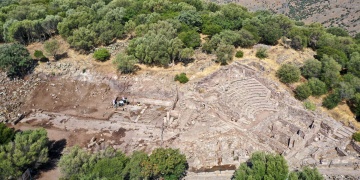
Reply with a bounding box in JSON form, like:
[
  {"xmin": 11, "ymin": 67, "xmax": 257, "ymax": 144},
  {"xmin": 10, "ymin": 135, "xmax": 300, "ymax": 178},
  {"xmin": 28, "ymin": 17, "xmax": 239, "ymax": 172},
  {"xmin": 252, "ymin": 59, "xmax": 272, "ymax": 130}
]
[
  {"xmin": 113, "ymin": 53, "xmax": 138, "ymax": 74},
  {"xmin": 34, "ymin": 50, "xmax": 45, "ymax": 59},
  {"xmin": 178, "ymin": 30, "xmax": 201, "ymax": 48},
  {"xmin": 304, "ymin": 101, "xmax": 316, "ymax": 111},
  {"xmin": 175, "ymin": 73, "xmax": 189, "ymax": 83},
  {"xmin": 0, "ymin": 43, "xmax": 33, "ymax": 78},
  {"xmin": 352, "ymin": 132, "xmax": 360, "ymax": 142},
  {"xmin": 301, "ymin": 59, "xmax": 322, "ymax": 79},
  {"xmin": 94, "ymin": 48, "xmax": 111, "ymax": 61},
  {"xmin": 322, "ymin": 92, "xmax": 341, "ymax": 109},
  {"xmin": 276, "ymin": 64, "xmax": 301, "ymax": 84},
  {"xmin": 233, "ymin": 152, "xmax": 289, "ymax": 180},
  {"xmin": 308, "ymin": 78, "xmax": 327, "ymax": 97},
  {"xmin": 235, "ymin": 50, "xmax": 244, "ymax": 58},
  {"xmin": 295, "ymin": 83, "xmax": 312, "ymax": 100},
  {"xmin": 255, "ymin": 48, "xmax": 268, "ymax": 59},
  {"xmin": 0, "ymin": 123, "xmax": 15, "ymax": 145}
]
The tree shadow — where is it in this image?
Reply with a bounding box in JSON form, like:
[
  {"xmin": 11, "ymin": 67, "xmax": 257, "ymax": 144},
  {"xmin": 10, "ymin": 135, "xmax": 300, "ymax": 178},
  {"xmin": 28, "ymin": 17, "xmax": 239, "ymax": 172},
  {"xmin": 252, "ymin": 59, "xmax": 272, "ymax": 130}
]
[
  {"xmin": 35, "ymin": 139, "xmax": 67, "ymax": 175},
  {"xmin": 54, "ymin": 52, "xmax": 68, "ymax": 61}
]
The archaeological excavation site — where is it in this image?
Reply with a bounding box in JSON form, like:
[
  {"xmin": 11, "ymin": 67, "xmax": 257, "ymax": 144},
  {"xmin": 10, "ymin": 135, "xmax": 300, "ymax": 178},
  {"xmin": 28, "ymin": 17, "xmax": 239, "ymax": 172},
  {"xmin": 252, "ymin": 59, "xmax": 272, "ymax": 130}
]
[{"xmin": 1, "ymin": 41, "xmax": 360, "ymax": 179}]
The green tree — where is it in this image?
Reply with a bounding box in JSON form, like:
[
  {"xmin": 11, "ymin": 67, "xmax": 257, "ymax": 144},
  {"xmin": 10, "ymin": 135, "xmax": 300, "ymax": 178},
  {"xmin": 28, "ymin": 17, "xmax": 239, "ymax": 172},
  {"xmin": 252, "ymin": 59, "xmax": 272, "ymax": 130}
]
[
  {"xmin": 93, "ymin": 48, "xmax": 110, "ymax": 61},
  {"xmin": 307, "ymin": 78, "xmax": 327, "ymax": 97},
  {"xmin": 215, "ymin": 43, "xmax": 235, "ymax": 65},
  {"xmin": 321, "ymin": 55, "xmax": 341, "ymax": 88},
  {"xmin": 0, "ymin": 43, "xmax": 32, "ymax": 78},
  {"xmin": 44, "ymin": 39, "xmax": 60, "ymax": 59},
  {"xmin": 202, "ymin": 24, "xmax": 222, "ymax": 37},
  {"xmin": 0, "ymin": 123, "xmax": 15, "ymax": 145},
  {"xmin": 233, "ymin": 152, "xmax": 289, "ymax": 180},
  {"xmin": 149, "ymin": 148, "xmax": 187, "ymax": 180},
  {"xmin": 317, "ymin": 46, "xmax": 348, "ymax": 68},
  {"xmin": 326, "ymin": 27, "xmax": 349, "ymax": 37},
  {"xmin": 0, "ymin": 128, "xmax": 49, "ymax": 178},
  {"xmin": 90, "ymin": 151, "xmax": 129, "ymax": 179},
  {"xmin": 352, "ymin": 132, "xmax": 360, "ymax": 142},
  {"xmin": 322, "ymin": 92, "xmax": 341, "ymax": 109},
  {"xmin": 238, "ymin": 29, "xmax": 258, "ymax": 47},
  {"xmin": 113, "ymin": 53, "xmax": 138, "ymax": 74},
  {"xmin": 124, "ymin": 151, "xmax": 150, "ymax": 180},
  {"xmin": 347, "ymin": 52, "xmax": 360, "ymax": 77},
  {"xmin": 179, "ymin": 48, "xmax": 194, "ymax": 63},
  {"xmin": 301, "ymin": 59, "xmax": 322, "ymax": 79},
  {"xmin": 295, "ymin": 83, "xmax": 312, "ymax": 100},
  {"xmin": 67, "ymin": 27, "xmax": 96, "ymax": 51},
  {"xmin": 276, "ymin": 64, "xmax": 301, "ymax": 84},
  {"xmin": 178, "ymin": 10, "xmax": 202, "ymax": 28},
  {"xmin": 336, "ymin": 82, "xmax": 355, "ymax": 100},
  {"xmin": 178, "ymin": 30, "xmax": 201, "ymax": 48},
  {"xmin": 59, "ymin": 146, "xmax": 97, "ymax": 179},
  {"xmin": 297, "ymin": 166, "xmax": 324, "ymax": 180}
]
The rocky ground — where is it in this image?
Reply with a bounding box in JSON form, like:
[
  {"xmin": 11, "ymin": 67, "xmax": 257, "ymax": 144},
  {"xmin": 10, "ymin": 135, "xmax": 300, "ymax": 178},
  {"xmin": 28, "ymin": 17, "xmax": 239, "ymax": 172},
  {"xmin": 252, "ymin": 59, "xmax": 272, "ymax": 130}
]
[{"xmin": 210, "ymin": 0, "xmax": 360, "ymax": 35}]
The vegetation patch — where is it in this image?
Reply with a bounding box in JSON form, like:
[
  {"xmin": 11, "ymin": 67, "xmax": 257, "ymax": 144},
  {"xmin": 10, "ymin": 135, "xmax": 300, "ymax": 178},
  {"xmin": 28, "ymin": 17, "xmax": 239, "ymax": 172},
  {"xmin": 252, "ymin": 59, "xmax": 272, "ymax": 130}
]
[
  {"xmin": 352, "ymin": 132, "xmax": 360, "ymax": 142},
  {"xmin": 94, "ymin": 48, "xmax": 111, "ymax": 62},
  {"xmin": 175, "ymin": 73, "xmax": 189, "ymax": 84},
  {"xmin": 255, "ymin": 48, "xmax": 268, "ymax": 59},
  {"xmin": 235, "ymin": 50, "xmax": 244, "ymax": 58},
  {"xmin": 304, "ymin": 100, "xmax": 316, "ymax": 111},
  {"xmin": 276, "ymin": 64, "xmax": 301, "ymax": 84}
]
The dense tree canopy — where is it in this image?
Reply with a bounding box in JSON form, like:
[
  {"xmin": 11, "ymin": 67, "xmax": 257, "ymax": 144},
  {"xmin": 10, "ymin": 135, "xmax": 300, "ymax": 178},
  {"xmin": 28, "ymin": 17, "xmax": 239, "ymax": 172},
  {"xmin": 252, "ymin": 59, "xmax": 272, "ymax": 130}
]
[
  {"xmin": 233, "ymin": 151, "xmax": 323, "ymax": 180},
  {"xmin": 233, "ymin": 152, "xmax": 289, "ymax": 180},
  {"xmin": 0, "ymin": 128, "xmax": 49, "ymax": 179},
  {"xmin": 0, "ymin": 123, "xmax": 15, "ymax": 145},
  {"xmin": 0, "ymin": 43, "xmax": 33, "ymax": 78},
  {"xmin": 59, "ymin": 147, "xmax": 187, "ymax": 180}
]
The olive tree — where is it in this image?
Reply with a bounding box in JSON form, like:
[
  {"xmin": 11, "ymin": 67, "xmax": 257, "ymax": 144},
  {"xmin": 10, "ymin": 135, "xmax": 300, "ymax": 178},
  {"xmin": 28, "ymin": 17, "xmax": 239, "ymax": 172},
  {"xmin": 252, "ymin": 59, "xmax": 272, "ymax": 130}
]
[{"xmin": 276, "ymin": 64, "xmax": 301, "ymax": 84}]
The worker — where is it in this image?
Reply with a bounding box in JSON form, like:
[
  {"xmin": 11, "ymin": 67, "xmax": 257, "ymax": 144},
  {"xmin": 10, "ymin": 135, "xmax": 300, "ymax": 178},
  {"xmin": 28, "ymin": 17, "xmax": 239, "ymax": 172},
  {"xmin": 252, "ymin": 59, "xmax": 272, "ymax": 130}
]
[
  {"xmin": 119, "ymin": 100, "xmax": 124, "ymax": 106},
  {"xmin": 113, "ymin": 99, "xmax": 117, "ymax": 108}
]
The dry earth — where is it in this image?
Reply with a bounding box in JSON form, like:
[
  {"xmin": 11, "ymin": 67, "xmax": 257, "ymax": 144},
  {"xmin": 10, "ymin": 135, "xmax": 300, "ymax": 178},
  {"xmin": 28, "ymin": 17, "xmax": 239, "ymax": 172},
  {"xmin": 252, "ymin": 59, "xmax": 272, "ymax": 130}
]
[
  {"xmin": 209, "ymin": 0, "xmax": 360, "ymax": 35},
  {"xmin": 1, "ymin": 38, "xmax": 360, "ymax": 179}
]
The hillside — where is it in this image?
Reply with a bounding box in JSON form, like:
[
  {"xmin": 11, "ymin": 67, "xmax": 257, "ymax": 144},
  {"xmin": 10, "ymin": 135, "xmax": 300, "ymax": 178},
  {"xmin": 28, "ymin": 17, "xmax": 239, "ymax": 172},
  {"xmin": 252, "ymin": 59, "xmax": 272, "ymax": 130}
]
[
  {"xmin": 209, "ymin": 0, "xmax": 360, "ymax": 35},
  {"xmin": 1, "ymin": 0, "xmax": 360, "ymax": 179}
]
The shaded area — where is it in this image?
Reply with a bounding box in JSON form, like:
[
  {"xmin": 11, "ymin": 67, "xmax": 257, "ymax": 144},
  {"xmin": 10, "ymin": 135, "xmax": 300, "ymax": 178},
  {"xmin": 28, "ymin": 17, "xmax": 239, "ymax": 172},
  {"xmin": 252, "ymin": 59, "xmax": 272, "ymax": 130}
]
[{"xmin": 34, "ymin": 139, "xmax": 67, "ymax": 177}]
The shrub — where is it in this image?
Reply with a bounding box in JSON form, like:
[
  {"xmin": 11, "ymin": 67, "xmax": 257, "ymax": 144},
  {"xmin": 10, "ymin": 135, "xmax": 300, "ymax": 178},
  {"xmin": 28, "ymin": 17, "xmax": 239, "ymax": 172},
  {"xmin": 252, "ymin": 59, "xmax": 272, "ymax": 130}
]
[
  {"xmin": 113, "ymin": 53, "xmax": 138, "ymax": 74},
  {"xmin": 352, "ymin": 132, "xmax": 360, "ymax": 142},
  {"xmin": 44, "ymin": 39, "xmax": 60, "ymax": 59},
  {"xmin": 0, "ymin": 123, "xmax": 15, "ymax": 145},
  {"xmin": 256, "ymin": 48, "xmax": 268, "ymax": 59},
  {"xmin": 94, "ymin": 48, "xmax": 111, "ymax": 61},
  {"xmin": 235, "ymin": 50, "xmax": 244, "ymax": 58},
  {"xmin": 0, "ymin": 43, "xmax": 33, "ymax": 78},
  {"xmin": 34, "ymin": 50, "xmax": 45, "ymax": 59},
  {"xmin": 304, "ymin": 101, "xmax": 316, "ymax": 111},
  {"xmin": 308, "ymin": 78, "xmax": 327, "ymax": 97},
  {"xmin": 301, "ymin": 59, "xmax": 322, "ymax": 79},
  {"xmin": 295, "ymin": 83, "xmax": 312, "ymax": 100},
  {"xmin": 322, "ymin": 92, "xmax": 341, "ymax": 109},
  {"xmin": 175, "ymin": 73, "xmax": 189, "ymax": 83},
  {"xmin": 276, "ymin": 64, "xmax": 301, "ymax": 84}
]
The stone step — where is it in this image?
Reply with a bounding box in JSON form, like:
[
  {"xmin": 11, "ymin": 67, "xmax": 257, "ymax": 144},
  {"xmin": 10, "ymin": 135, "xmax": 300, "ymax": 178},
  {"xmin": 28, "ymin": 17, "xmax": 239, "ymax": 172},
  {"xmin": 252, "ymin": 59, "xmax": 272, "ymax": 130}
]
[
  {"xmin": 336, "ymin": 129, "xmax": 351, "ymax": 138},
  {"xmin": 333, "ymin": 131, "xmax": 346, "ymax": 139},
  {"xmin": 341, "ymin": 126, "xmax": 355, "ymax": 135}
]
